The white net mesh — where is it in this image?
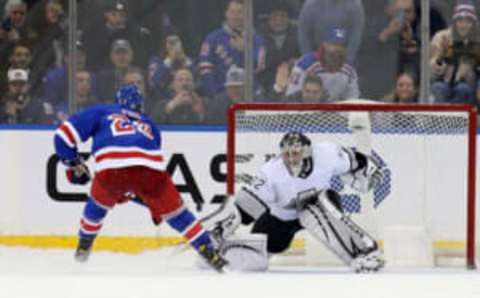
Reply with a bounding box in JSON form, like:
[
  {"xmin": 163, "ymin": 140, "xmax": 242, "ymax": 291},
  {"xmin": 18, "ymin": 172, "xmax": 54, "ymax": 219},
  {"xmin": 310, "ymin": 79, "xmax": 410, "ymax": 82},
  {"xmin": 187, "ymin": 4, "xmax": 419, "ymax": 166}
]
[{"xmin": 235, "ymin": 110, "xmax": 469, "ymax": 135}]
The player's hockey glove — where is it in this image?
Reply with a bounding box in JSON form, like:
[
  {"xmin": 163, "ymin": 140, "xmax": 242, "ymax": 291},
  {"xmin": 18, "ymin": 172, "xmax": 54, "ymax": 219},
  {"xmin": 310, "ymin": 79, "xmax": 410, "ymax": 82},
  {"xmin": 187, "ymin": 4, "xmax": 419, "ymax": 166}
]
[
  {"xmin": 367, "ymin": 160, "xmax": 384, "ymax": 191},
  {"xmin": 343, "ymin": 156, "xmax": 384, "ymax": 193},
  {"xmin": 63, "ymin": 157, "xmax": 91, "ymax": 185}
]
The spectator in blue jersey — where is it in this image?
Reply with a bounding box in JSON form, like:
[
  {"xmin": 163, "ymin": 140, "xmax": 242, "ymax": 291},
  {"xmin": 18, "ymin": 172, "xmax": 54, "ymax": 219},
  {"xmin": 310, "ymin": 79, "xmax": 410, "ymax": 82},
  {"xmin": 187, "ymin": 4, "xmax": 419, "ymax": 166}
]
[
  {"xmin": 151, "ymin": 67, "xmax": 205, "ymax": 125},
  {"xmin": 0, "ymin": 68, "xmax": 54, "ymax": 124},
  {"xmin": 283, "ymin": 27, "xmax": 360, "ymax": 102},
  {"xmin": 81, "ymin": 0, "xmax": 153, "ymax": 71},
  {"xmin": 298, "ymin": 0, "xmax": 365, "ymax": 63},
  {"xmin": 257, "ymin": 1, "xmax": 301, "ymax": 95},
  {"xmin": 43, "ymin": 41, "xmax": 88, "ymax": 112},
  {"xmin": 148, "ymin": 33, "xmax": 195, "ymax": 101},
  {"xmin": 53, "ymin": 84, "xmax": 227, "ymax": 272},
  {"xmin": 96, "ymin": 39, "xmax": 136, "ymax": 102},
  {"xmin": 197, "ymin": 0, "xmax": 265, "ymax": 97}
]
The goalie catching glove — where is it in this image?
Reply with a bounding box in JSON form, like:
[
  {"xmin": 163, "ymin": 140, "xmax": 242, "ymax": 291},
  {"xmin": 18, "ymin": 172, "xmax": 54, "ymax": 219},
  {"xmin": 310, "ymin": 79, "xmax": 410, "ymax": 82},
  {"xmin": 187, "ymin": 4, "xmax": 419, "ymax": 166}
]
[
  {"xmin": 63, "ymin": 157, "xmax": 91, "ymax": 185},
  {"xmin": 342, "ymin": 149, "xmax": 384, "ymax": 193}
]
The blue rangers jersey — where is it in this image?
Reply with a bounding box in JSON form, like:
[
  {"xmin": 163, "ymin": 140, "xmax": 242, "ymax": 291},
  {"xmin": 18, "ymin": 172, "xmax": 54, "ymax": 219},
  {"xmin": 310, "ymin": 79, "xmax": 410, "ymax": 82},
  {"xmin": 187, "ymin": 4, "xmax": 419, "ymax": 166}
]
[
  {"xmin": 286, "ymin": 51, "xmax": 360, "ymax": 101},
  {"xmin": 54, "ymin": 104, "xmax": 165, "ymax": 172},
  {"xmin": 197, "ymin": 24, "xmax": 265, "ymax": 96}
]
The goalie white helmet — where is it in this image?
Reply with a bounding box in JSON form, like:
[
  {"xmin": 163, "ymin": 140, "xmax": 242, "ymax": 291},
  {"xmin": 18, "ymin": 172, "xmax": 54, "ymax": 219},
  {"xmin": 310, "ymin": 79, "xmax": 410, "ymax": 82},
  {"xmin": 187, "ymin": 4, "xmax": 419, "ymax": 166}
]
[{"xmin": 279, "ymin": 132, "xmax": 312, "ymax": 177}]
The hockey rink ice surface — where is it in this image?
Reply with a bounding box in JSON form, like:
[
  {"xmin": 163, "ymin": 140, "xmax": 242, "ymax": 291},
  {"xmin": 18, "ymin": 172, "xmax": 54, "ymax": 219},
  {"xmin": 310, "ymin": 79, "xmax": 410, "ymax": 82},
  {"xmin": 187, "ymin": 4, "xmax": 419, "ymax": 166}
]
[{"xmin": 0, "ymin": 247, "xmax": 479, "ymax": 298}]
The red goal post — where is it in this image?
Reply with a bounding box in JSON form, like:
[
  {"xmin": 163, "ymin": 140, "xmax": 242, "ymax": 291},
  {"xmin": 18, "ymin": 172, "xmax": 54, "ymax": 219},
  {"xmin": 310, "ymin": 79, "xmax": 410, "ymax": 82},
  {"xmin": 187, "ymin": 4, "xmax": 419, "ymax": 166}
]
[{"xmin": 227, "ymin": 102, "xmax": 477, "ymax": 269}]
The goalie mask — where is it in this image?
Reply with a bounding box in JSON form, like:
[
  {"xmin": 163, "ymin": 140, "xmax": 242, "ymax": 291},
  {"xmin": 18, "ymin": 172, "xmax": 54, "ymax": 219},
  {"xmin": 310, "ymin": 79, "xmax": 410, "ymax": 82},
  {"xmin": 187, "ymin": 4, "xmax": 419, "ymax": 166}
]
[{"xmin": 279, "ymin": 132, "xmax": 313, "ymax": 178}]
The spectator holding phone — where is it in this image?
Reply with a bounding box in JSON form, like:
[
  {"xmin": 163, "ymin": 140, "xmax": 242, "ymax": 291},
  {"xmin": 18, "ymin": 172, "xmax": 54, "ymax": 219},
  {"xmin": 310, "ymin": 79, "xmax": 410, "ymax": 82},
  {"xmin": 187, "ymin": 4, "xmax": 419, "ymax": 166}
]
[
  {"xmin": 151, "ymin": 67, "xmax": 205, "ymax": 124},
  {"xmin": 148, "ymin": 33, "xmax": 195, "ymax": 100},
  {"xmin": 197, "ymin": 0, "xmax": 265, "ymax": 97},
  {"xmin": 0, "ymin": 0, "xmax": 38, "ymax": 58}
]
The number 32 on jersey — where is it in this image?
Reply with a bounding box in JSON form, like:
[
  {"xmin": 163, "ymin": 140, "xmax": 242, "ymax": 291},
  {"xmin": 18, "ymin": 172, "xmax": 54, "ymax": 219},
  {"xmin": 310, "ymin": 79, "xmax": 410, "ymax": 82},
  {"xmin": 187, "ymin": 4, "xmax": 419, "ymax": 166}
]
[{"xmin": 108, "ymin": 114, "xmax": 154, "ymax": 140}]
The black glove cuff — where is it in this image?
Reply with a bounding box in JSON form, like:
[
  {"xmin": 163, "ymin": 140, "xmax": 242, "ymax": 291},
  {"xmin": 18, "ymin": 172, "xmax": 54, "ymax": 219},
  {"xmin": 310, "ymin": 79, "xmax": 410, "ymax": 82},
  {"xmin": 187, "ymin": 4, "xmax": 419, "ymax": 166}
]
[{"xmin": 62, "ymin": 157, "xmax": 83, "ymax": 167}]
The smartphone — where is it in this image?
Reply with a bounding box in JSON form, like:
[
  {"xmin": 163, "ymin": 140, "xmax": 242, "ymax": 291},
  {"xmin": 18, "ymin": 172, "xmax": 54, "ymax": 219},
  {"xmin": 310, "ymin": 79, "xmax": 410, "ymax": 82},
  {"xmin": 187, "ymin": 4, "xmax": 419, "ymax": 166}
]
[
  {"xmin": 166, "ymin": 36, "xmax": 182, "ymax": 52},
  {"xmin": 1, "ymin": 18, "xmax": 12, "ymax": 31},
  {"xmin": 394, "ymin": 9, "xmax": 405, "ymax": 25}
]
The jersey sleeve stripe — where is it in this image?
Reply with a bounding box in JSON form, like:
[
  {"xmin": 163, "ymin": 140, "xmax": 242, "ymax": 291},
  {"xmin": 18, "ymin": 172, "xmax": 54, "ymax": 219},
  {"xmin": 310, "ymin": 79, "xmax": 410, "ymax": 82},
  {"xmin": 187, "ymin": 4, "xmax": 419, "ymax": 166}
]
[
  {"xmin": 63, "ymin": 121, "xmax": 82, "ymax": 145},
  {"xmin": 55, "ymin": 128, "xmax": 75, "ymax": 148},
  {"xmin": 57, "ymin": 124, "xmax": 77, "ymax": 147}
]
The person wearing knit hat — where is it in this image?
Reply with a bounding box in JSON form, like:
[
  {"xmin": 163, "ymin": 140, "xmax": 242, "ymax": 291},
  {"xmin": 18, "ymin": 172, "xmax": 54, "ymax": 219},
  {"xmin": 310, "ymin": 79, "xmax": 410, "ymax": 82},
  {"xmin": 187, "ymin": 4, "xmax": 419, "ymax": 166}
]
[
  {"xmin": 452, "ymin": 0, "xmax": 478, "ymax": 39},
  {"xmin": 452, "ymin": 0, "xmax": 478, "ymax": 24},
  {"xmin": 429, "ymin": 0, "xmax": 480, "ymax": 104}
]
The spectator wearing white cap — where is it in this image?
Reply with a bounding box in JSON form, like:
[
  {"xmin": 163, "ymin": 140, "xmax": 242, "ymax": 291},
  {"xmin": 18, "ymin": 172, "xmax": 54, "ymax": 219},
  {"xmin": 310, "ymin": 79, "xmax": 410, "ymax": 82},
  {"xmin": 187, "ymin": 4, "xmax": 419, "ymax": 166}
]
[
  {"xmin": 0, "ymin": 68, "xmax": 54, "ymax": 124},
  {"xmin": 430, "ymin": 0, "xmax": 480, "ymax": 104}
]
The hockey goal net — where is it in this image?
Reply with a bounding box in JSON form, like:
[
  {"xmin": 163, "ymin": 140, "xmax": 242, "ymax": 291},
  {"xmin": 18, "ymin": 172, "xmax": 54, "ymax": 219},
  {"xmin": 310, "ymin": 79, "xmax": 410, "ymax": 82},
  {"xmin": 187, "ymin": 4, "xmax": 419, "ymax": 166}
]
[{"xmin": 227, "ymin": 101, "xmax": 477, "ymax": 269}]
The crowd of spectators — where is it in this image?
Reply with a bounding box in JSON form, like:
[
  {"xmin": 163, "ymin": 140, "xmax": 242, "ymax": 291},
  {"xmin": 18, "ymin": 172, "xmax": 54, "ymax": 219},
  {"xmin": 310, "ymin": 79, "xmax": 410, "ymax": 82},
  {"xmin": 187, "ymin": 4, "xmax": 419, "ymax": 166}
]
[{"xmin": 0, "ymin": 0, "xmax": 478, "ymax": 126}]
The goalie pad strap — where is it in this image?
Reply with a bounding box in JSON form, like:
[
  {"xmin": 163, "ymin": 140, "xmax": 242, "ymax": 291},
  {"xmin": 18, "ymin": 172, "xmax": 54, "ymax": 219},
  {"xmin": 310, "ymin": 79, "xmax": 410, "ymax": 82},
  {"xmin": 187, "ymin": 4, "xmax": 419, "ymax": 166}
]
[
  {"xmin": 236, "ymin": 187, "xmax": 269, "ymax": 221},
  {"xmin": 299, "ymin": 191, "xmax": 378, "ymax": 265}
]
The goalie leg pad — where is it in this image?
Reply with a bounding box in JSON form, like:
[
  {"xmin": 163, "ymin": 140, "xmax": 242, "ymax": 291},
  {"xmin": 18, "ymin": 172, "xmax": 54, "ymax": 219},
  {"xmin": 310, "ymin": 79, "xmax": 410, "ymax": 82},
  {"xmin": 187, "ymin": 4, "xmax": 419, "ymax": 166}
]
[
  {"xmin": 200, "ymin": 196, "xmax": 242, "ymax": 243},
  {"xmin": 299, "ymin": 190, "xmax": 384, "ymax": 271}
]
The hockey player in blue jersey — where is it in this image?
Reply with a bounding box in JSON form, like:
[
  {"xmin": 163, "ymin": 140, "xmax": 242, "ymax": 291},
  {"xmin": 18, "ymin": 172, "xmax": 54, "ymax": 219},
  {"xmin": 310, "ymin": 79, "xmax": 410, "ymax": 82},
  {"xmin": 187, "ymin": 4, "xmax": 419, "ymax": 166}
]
[{"xmin": 54, "ymin": 84, "xmax": 227, "ymax": 272}]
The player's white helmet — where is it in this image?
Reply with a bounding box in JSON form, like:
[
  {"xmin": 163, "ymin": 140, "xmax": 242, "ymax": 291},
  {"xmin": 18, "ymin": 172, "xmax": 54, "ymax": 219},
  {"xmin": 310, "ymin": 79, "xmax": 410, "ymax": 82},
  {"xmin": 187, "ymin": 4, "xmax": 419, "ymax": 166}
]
[{"xmin": 279, "ymin": 132, "xmax": 312, "ymax": 177}]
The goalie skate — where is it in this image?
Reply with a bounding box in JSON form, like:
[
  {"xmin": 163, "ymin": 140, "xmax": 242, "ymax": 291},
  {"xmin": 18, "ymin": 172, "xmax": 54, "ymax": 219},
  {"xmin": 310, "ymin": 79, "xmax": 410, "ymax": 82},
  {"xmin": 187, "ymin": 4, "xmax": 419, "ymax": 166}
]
[{"xmin": 351, "ymin": 250, "xmax": 385, "ymax": 273}]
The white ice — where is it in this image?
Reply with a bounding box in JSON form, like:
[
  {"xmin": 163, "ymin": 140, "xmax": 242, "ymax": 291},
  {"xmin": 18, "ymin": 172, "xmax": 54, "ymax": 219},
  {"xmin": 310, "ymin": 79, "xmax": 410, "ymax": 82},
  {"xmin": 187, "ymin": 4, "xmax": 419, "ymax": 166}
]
[{"xmin": 0, "ymin": 246, "xmax": 479, "ymax": 298}]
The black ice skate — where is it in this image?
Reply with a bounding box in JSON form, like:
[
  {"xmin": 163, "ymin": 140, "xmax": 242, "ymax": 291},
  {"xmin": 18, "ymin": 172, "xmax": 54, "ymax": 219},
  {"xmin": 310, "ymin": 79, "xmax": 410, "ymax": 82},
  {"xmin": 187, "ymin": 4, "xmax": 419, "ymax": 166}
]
[
  {"xmin": 74, "ymin": 237, "xmax": 94, "ymax": 262},
  {"xmin": 198, "ymin": 244, "xmax": 228, "ymax": 273}
]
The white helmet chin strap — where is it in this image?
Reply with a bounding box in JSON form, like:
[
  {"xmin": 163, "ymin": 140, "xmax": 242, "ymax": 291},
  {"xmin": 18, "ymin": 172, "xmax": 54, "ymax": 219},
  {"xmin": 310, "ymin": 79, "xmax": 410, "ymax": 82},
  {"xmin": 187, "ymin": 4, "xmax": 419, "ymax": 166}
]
[
  {"xmin": 283, "ymin": 145, "xmax": 307, "ymax": 177},
  {"xmin": 289, "ymin": 162, "xmax": 303, "ymax": 177}
]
